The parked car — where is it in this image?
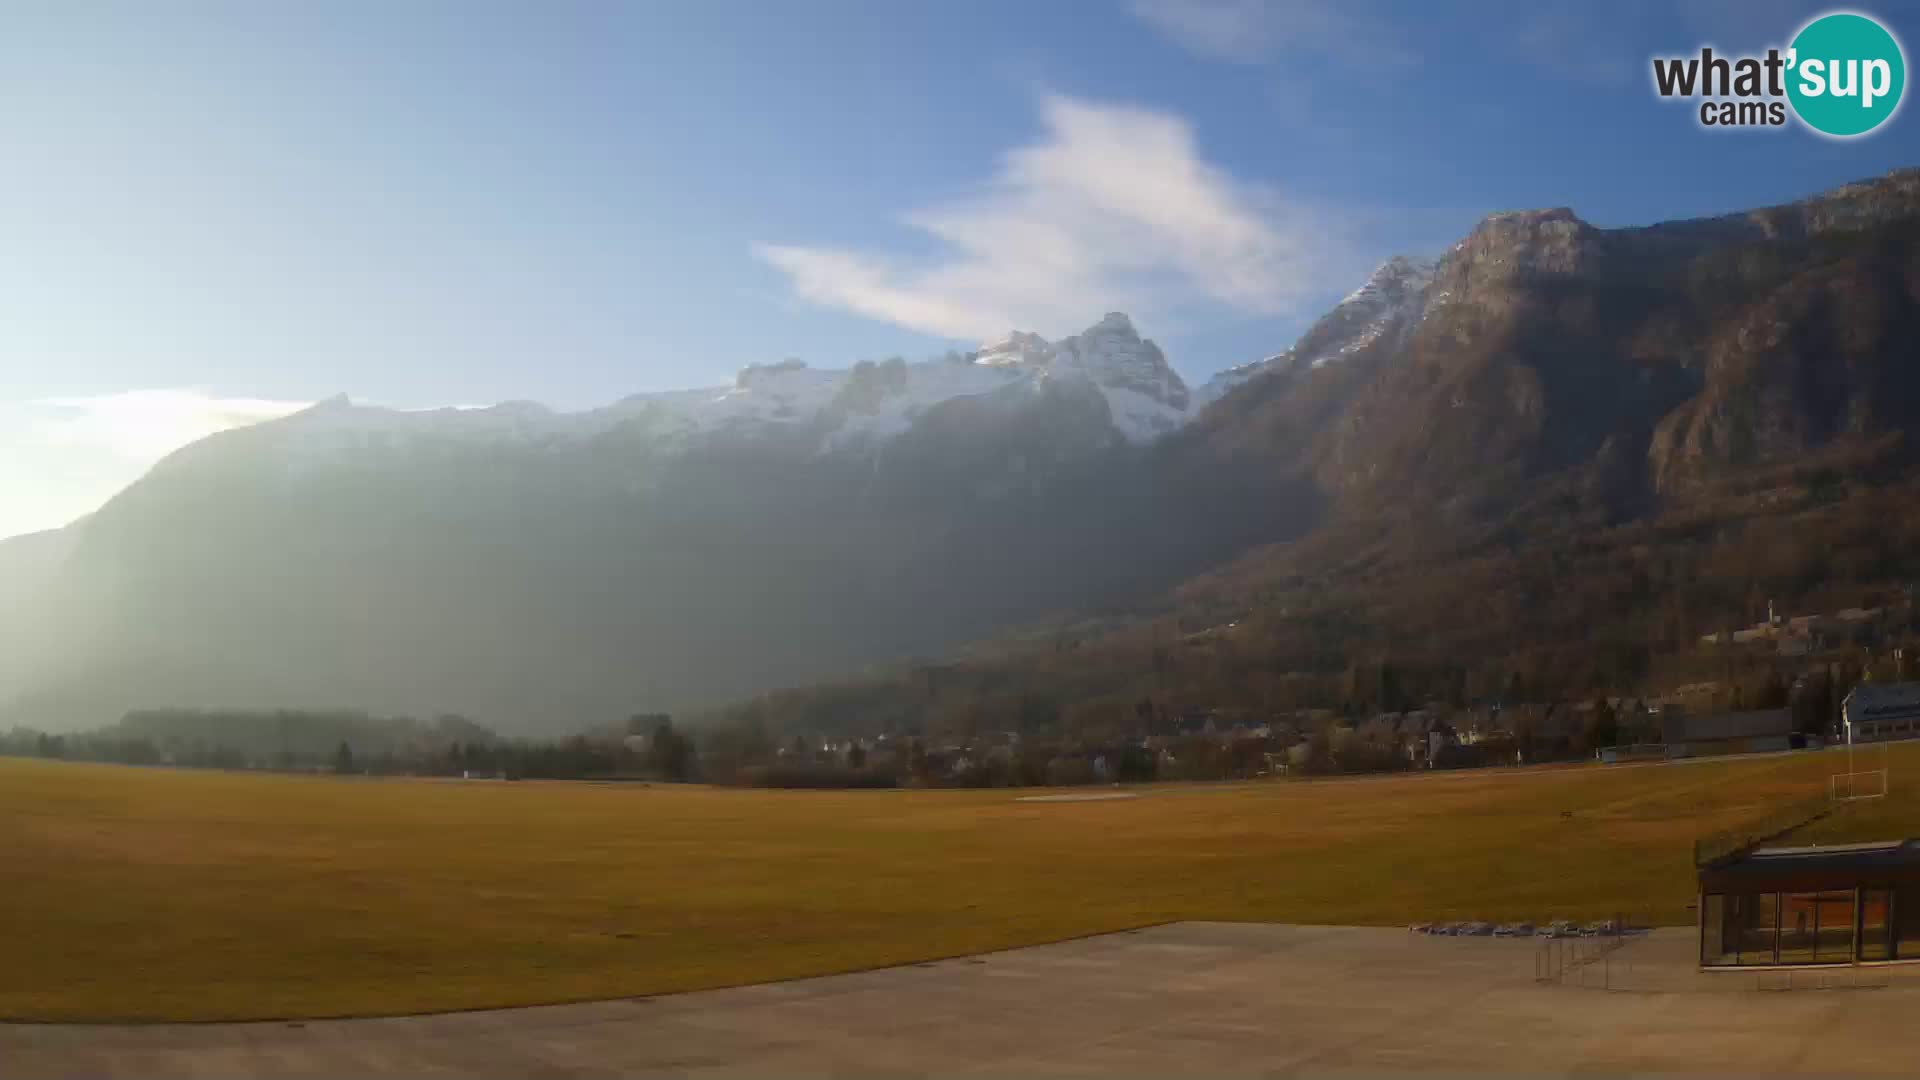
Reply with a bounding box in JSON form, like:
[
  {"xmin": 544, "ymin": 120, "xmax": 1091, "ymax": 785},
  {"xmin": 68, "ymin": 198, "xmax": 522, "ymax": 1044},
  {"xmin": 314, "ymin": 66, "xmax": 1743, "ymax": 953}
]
[
  {"xmin": 1541, "ymin": 919, "xmax": 1578, "ymax": 938},
  {"xmin": 1433, "ymin": 921, "xmax": 1463, "ymax": 936},
  {"xmin": 1460, "ymin": 921, "xmax": 1494, "ymax": 936},
  {"xmin": 1494, "ymin": 921, "xmax": 1534, "ymax": 937},
  {"xmin": 1408, "ymin": 921, "xmax": 1433, "ymax": 934},
  {"xmin": 1581, "ymin": 919, "xmax": 1617, "ymax": 937}
]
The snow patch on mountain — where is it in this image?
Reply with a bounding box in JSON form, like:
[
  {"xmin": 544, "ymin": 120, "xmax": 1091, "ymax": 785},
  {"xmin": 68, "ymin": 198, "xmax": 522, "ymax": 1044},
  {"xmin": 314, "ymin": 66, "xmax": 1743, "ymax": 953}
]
[
  {"xmin": 822, "ymin": 358, "xmax": 1024, "ymax": 447},
  {"xmin": 1193, "ymin": 255, "xmax": 1436, "ymax": 410},
  {"xmin": 975, "ymin": 331, "xmax": 1054, "ymax": 368},
  {"xmin": 261, "ymin": 312, "xmax": 1202, "ymax": 461},
  {"xmin": 1192, "ymin": 354, "xmax": 1289, "ymax": 412}
]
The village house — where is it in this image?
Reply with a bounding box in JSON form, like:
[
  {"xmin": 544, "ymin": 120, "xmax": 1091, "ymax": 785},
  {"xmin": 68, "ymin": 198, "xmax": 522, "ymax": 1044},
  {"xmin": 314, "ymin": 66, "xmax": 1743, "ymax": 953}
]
[
  {"xmin": 1395, "ymin": 711, "xmax": 1455, "ymax": 768},
  {"xmin": 1701, "ymin": 601, "xmax": 1890, "ymax": 652}
]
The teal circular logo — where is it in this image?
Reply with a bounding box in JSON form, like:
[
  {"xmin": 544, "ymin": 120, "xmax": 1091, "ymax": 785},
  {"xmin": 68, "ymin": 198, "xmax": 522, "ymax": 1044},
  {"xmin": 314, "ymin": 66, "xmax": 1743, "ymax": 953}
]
[{"xmin": 1787, "ymin": 12, "xmax": 1906, "ymax": 137}]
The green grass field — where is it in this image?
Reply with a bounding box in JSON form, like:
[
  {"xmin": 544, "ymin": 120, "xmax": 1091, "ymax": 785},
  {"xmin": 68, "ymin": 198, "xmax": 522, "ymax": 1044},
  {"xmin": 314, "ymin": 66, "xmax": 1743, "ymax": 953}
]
[{"xmin": 5, "ymin": 747, "xmax": 1919, "ymax": 1022}]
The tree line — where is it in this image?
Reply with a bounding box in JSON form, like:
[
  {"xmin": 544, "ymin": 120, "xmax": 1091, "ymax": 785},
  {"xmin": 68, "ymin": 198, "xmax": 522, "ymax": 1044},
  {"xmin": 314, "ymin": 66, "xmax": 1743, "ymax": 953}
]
[{"xmin": 0, "ymin": 709, "xmax": 699, "ymax": 783}]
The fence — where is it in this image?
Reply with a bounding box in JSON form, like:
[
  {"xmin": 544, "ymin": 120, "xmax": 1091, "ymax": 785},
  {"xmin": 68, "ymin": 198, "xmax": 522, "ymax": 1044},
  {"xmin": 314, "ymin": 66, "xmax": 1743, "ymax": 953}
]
[
  {"xmin": 1692, "ymin": 795, "xmax": 1832, "ymax": 867},
  {"xmin": 1534, "ymin": 926, "xmax": 1898, "ymax": 993},
  {"xmin": 1599, "ymin": 742, "xmax": 1671, "ymax": 763},
  {"xmin": 1533, "ymin": 916, "xmax": 1643, "ymax": 988}
]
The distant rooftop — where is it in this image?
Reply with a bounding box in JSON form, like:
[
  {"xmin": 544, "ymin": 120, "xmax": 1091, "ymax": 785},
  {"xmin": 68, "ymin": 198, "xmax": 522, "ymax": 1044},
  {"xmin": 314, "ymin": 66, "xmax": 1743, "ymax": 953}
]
[
  {"xmin": 1847, "ymin": 682, "xmax": 1920, "ymax": 713},
  {"xmin": 1702, "ymin": 839, "xmax": 1920, "ymax": 890}
]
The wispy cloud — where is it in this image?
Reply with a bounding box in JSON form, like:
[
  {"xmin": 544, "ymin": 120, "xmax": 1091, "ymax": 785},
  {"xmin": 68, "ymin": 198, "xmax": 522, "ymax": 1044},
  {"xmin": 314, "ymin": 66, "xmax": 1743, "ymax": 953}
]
[
  {"xmin": 1128, "ymin": 0, "xmax": 1418, "ymax": 68},
  {"xmin": 757, "ymin": 94, "xmax": 1356, "ymax": 342},
  {"xmin": 0, "ymin": 390, "xmax": 308, "ymax": 538}
]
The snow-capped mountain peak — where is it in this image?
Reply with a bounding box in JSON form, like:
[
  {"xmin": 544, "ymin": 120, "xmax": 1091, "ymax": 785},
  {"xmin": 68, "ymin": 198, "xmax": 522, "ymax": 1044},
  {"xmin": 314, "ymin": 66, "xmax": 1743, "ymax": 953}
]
[
  {"xmin": 1054, "ymin": 313, "xmax": 1183, "ymax": 399},
  {"xmin": 230, "ymin": 264, "xmax": 1447, "ymax": 470},
  {"xmin": 965, "ymin": 312, "xmax": 1191, "ymax": 441},
  {"xmin": 1045, "ymin": 312, "xmax": 1191, "ymax": 440}
]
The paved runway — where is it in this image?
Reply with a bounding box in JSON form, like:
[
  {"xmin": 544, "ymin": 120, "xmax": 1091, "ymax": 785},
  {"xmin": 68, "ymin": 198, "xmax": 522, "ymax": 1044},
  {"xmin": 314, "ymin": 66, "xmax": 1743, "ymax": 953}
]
[{"xmin": 9, "ymin": 922, "xmax": 1920, "ymax": 1076}]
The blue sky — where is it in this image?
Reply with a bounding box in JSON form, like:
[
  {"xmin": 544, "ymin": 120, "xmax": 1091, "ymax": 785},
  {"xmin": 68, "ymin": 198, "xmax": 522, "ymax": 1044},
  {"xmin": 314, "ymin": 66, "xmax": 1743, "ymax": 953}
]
[{"xmin": 2, "ymin": 0, "xmax": 1918, "ymax": 538}]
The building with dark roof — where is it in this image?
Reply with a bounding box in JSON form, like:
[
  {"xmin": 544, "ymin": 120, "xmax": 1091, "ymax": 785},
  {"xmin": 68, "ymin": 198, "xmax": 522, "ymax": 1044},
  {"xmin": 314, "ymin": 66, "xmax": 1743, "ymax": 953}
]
[
  {"xmin": 1698, "ymin": 841, "xmax": 1920, "ymax": 967},
  {"xmin": 1843, "ymin": 683, "xmax": 1920, "ymax": 743}
]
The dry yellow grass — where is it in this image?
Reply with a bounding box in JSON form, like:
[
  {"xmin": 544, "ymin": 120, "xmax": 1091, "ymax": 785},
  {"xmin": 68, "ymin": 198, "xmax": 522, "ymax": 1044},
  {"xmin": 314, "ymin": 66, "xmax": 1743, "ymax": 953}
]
[{"xmin": 4, "ymin": 747, "xmax": 1916, "ymax": 1021}]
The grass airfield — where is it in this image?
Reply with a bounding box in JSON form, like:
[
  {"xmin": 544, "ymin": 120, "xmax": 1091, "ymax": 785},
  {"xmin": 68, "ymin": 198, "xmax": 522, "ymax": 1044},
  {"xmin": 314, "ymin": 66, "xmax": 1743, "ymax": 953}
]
[{"xmin": 4, "ymin": 746, "xmax": 1917, "ymax": 1021}]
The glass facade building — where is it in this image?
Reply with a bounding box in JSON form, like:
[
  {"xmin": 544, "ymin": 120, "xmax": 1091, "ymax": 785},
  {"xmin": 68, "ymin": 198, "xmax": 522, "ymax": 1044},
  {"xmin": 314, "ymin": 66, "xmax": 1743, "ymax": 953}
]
[{"xmin": 1699, "ymin": 841, "xmax": 1920, "ymax": 967}]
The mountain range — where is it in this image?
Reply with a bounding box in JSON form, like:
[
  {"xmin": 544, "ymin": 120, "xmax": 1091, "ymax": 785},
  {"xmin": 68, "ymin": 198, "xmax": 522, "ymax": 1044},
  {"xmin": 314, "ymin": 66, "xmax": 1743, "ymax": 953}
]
[{"xmin": 6, "ymin": 168, "xmax": 1920, "ymax": 733}]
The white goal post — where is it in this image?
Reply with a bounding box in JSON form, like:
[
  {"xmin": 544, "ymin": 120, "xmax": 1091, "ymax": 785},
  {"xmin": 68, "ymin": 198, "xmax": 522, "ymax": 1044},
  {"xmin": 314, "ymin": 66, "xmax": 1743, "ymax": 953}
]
[
  {"xmin": 1831, "ymin": 719, "xmax": 1892, "ymax": 802},
  {"xmin": 1831, "ymin": 768, "xmax": 1890, "ymax": 801}
]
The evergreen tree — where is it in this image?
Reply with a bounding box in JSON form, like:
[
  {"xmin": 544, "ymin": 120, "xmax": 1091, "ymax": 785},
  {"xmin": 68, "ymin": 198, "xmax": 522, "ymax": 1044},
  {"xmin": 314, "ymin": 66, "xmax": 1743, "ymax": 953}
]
[{"xmin": 649, "ymin": 717, "xmax": 692, "ymax": 781}]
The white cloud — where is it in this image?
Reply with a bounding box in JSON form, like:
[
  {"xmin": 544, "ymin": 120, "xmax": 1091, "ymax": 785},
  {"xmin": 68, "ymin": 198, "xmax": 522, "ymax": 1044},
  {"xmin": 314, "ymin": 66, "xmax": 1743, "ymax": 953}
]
[
  {"xmin": 1128, "ymin": 0, "xmax": 1417, "ymax": 68},
  {"xmin": 757, "ymin": 94, "xmax": 1352, "ymax": 342},
  {"xmin": 0, "ymin": 390, "xmax": 308, "ymax": 539}
]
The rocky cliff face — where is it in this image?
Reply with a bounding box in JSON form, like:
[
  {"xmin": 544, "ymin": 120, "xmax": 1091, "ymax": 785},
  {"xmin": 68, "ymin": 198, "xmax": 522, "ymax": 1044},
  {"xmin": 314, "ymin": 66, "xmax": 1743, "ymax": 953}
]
[
  {"xmin": 1264, "ymin": 169, "xmax": 1920, "ymax": 518},
  {"xmin": 1620, "ymin": 168, "xmax": 1920, "ymax": 257},
  {"xmin": 1291, "ymin": 207, "xmax": 1620, "ymax": 507},
  {"xmin": 1428, "ymin": 208, "xmax": 1601, "ymax": 306},
  {"xmin": 1647, "ymin": 226, "xmax": 1920, "ymax": 494}
]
